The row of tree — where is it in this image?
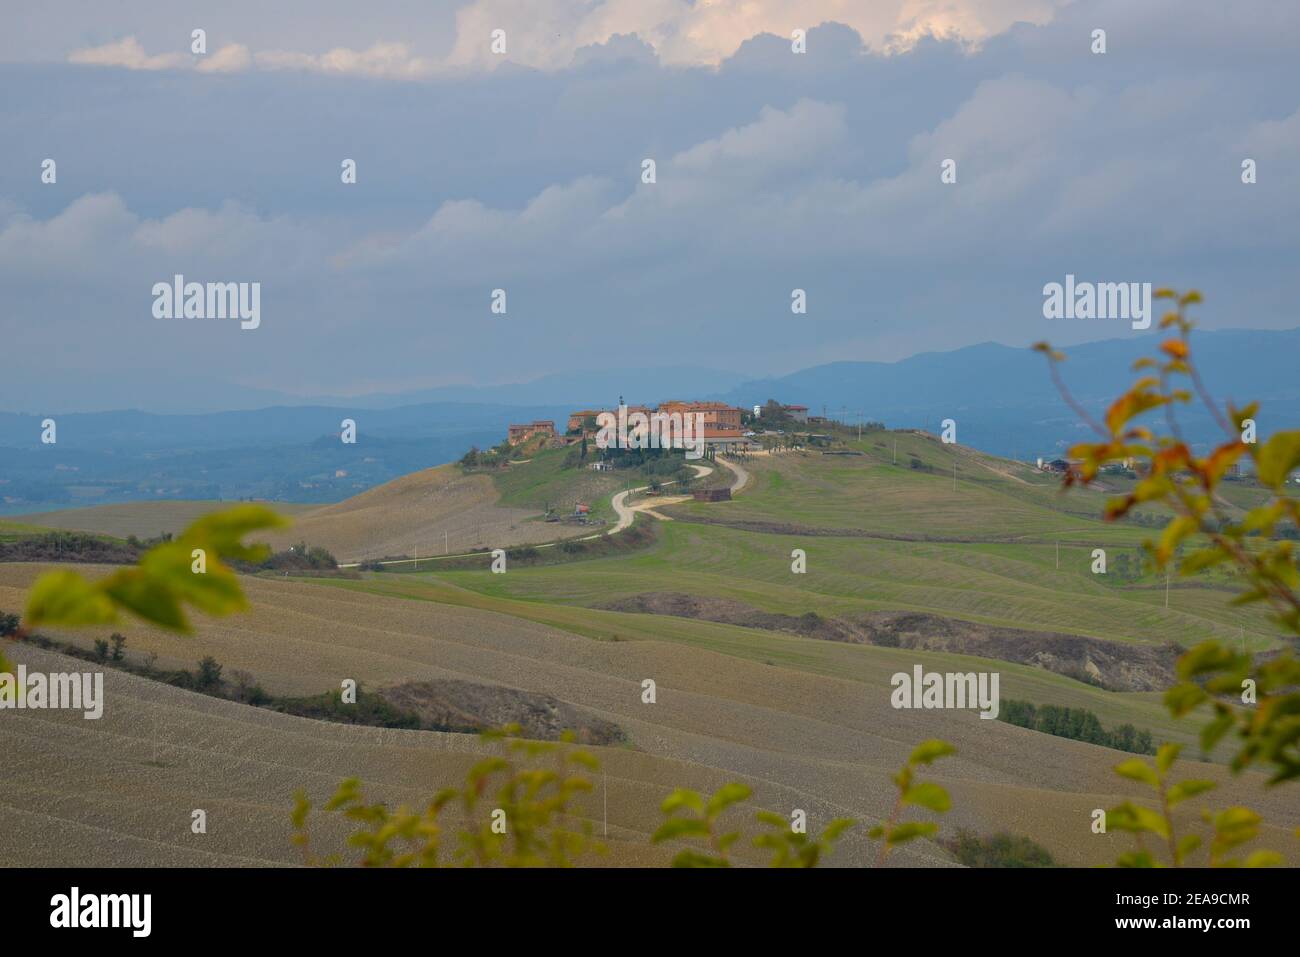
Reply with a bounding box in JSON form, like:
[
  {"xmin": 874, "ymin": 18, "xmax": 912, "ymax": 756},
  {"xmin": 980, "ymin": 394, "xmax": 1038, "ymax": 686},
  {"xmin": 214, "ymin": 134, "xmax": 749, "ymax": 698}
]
[{"xmin": 1000, "ymin": 699, "xmax": 1155, "ymax": 755}]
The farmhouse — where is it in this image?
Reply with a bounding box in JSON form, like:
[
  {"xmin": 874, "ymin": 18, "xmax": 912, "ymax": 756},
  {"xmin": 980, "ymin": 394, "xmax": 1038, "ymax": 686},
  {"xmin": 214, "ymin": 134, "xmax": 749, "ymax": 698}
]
[
  {"xmin": 566, "ymin": 410, "xmax": 603, "ymax": 433},
  {"xmin": 507, "ymin": 420, "xmax": 557, "ymax": 445},
  {"xmin": 658, "ymin": 400, "xmax": 743, "ymax": 431},
  {"xmin": 569, "ymin": 400, "xmax": 745, "ymax": 438}
]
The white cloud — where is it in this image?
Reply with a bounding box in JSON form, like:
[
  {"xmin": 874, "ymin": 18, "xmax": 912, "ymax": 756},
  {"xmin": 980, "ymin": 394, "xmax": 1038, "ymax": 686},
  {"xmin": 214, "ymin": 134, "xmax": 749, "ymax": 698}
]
[
  {"xmin": 196, "ymin": 44, "xmax": 253, "ymax": 74},
  {"xmin": 255, "ymin": 42, "xmax": 435, "ymax": 79},
  {"xmin": 67, "ymin": 36, "xmax": 185, "ymax": 71},
  {"xmin": 64, "ymin": 1, "xmax": 1071, "ymax": 78}
]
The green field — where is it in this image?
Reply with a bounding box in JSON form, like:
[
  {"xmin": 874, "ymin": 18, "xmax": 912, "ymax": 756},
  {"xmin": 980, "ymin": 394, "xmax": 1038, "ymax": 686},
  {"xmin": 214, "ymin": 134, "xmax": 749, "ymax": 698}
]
[
  {"xmin": 399, "ymin": 433, "xmax": 1282, "ymax": 652},
  {"xmin": 490, "ymin": 446, "xmax": 629, "ymax": 522},
  {"xmin": 0, "ymin": 520, "xmax": 50, "ymax": 542}
]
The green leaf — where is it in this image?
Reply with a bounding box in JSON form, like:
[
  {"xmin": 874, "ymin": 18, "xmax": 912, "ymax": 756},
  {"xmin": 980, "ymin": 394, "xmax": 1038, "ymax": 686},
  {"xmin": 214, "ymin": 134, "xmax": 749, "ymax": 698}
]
[
  {"xmin": 1212, "ymin": 806, "xmax": 1261, "ymax": 850},
  {"xmin": 902, "ymin": 782, "xmax": 951, "ymax": 813},
  {"xmin": 1243, "ymin": 850, "xmax": 1283, "ymax": 868},
  {"xmin": 886, "ymin": 821, "xmax": 938, "ymax": 845},
  {"xmin": 754, "ymin": 810, "xmax": 787, "ymax": 829},
  {"xmin": 822, "ymin": 818, "xmax": 856, "ymax": 842},
  {"xmin": 1129, "ymin": 804, "xmax": 1171, "ymax": 838},
  {"xmin": 24, "ymin": 570, "xmax": 118, "ymax": 628},
  {"xmin": 1180, "ymin": 546, "xmax": 1230, "ymax": 574},
  {"xmin": 101, "ymin": 569, "xmax": 191, "ymax": 633},
  {"xmin": 908, "ymin": 740, "xmax": 957, "ymax": 766},
  {"xmin": 1155, "ymin": 743, "xmax": 1181, "ymax": 777},
  {"xmin": 1116, "ymin": 850, "xmax": 1157, "ymax": 868},
  {"xmin": 1115, "ymin": 758, "xmax": 1159, "ymax": 788},
  {"xmin": 659, "ymin": 788, "xmax": 704, "ymax": 816},
  {"xmin": 139, "ymin": 543, "xmax": 247, "ymax": 616},
  {"xmin": 1199, "ymin": 712, "xmax": 1235, "ymax": 753},
  {"xmin": 1255, "ymin": 432, "xmax": 1300, "ymax": 488},
  {"xmin": 651, "ymin": 818, "xmax": 710, "ymax": 843},
  {"xmin": 181, "ymin": 504, "xmax": 289, "ymax": 563},
  {"xmin": 1177, "ymin": 641, "xmax": 1240, "ymax": 679},
  {"xmin": 705, "ymin": 782, "xmax": 752, "ymax": 817},
  {"xmin": 670, "ymin": 849, "xmax": 728, "ymax": 868},
  {"xmin": 1164, "ymin": 682, "xmax": 1209, "ymax": 717},
  {"xmin": 1166, "ymin": 780, "xmax": 1216, "ymax": 807}
]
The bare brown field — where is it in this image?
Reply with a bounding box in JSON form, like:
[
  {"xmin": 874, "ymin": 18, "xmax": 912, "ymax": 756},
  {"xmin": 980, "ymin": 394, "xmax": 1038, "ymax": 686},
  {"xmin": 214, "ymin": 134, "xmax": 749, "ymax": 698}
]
[
  {"xmin": 260, "ymin": 464, "xmax": 585, "ymax": 562},
  {"xmin": 14, "ymin": 501, "xmax": 317, "ymax": 540},
  {"xmin": 0, "ymin": 643, "xmax": 671, "ymax": 866},
  {"xmin": 3, "ymin": 563, "xmax": 1294, "ymax": 868}
]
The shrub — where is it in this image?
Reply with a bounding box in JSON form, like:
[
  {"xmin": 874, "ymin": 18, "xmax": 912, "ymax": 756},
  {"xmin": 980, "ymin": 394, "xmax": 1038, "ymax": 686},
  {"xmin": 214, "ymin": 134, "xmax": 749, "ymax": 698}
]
[
  {"xmin": 196, "ymin": 656, "xmax": 223, "ymax": 691},
  {"xmin": 944, "ymin": 830, "xmax": 1055, "ymax": 868}
]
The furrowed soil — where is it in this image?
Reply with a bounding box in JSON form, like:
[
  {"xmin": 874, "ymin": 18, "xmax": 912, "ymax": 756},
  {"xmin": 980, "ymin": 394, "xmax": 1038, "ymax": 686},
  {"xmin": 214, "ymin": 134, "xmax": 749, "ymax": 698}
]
[
  {"xmin": 260, "ymin": 463, "xmax": 590, "ymax": 562},
  {"xmin": 2, "ymin": 564, "xmax": 1296, "ymax": 868}
]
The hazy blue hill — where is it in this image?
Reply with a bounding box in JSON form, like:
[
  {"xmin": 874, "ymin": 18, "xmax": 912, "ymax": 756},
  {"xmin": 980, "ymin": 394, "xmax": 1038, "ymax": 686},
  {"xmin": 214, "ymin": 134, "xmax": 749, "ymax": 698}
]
[
  {"xmin": 0, "ymin": 402, "xmax": 570, "ymax": 451},
  {"xmin": 717, "ymin": 328, "xmax": 1300, "ymax": 456},
  {"xmin": 2, "ymin": 329, "xmax": 1294, "ymax": 510}
]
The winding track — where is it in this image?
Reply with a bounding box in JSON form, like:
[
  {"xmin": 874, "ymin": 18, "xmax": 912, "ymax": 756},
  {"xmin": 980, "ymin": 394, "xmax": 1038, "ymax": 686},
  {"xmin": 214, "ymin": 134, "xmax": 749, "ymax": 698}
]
[{"xmin": 340, "ymin": 461, "xmax": 719, "ymax": 568}]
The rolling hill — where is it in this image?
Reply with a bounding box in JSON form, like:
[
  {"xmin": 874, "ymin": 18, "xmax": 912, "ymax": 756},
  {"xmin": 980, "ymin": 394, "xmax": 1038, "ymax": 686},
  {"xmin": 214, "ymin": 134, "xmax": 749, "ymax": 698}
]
[{"xmin": 1, "ymin": 431, "xmax": 1296, "ymax": 868}]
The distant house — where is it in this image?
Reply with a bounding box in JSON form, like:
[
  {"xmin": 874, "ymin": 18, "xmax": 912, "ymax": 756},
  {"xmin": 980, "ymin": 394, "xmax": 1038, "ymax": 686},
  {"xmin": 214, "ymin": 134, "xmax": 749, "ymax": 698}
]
[
  {"xmin": 507, "ymin": 420, "xmax": 557, "ymax": 444},
  {"xmin": 566, "ymin": 400, "xmax": 748, "ymax": 436},
  {"xmin": 566, "ymin": 410, "xmax": 603, "ymax": 433},
  {"xmin": 782, "ymin": 405, "xmax": 809, "ymax": 423},
  {"xmin": 589, "ymin": 461, "xmax": 614, "ymax": 471},
  {"xmin": 658, "ymin": 400, "xmax": 744, "ymax": 431}
]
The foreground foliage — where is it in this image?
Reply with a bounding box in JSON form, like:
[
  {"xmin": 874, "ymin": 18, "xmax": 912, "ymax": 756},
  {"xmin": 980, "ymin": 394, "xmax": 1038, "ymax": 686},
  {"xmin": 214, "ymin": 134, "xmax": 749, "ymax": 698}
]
[{"xmin": 1038, "ymin": 288, "xmax": 1300, "ymax": 865}]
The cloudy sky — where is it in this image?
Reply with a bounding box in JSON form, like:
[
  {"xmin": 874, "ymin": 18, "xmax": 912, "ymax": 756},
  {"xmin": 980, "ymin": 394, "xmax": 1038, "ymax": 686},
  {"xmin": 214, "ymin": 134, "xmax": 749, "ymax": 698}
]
[{"xmin": 2, "ymin": 0, "xmax": 1298, "ymax": 412}]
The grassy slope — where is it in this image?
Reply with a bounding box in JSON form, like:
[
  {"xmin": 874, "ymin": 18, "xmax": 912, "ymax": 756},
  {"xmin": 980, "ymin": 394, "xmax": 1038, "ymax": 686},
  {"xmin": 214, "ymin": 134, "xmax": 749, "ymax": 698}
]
[
  {"xmin": 0, "ymin": 520, "xmax": 52, "ymax": 542},
  {"xmin": 491, "ymin": 445, "xmax": 633, "ymax": 523},
  {"xmin": 417, "ymin": 434, "xmax": 1281, "ymax": 652}
]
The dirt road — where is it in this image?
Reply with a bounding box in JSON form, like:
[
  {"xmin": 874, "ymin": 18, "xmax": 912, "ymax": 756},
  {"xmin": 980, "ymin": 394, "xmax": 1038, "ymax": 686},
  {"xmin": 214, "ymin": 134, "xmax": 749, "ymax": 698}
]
[{"xmin": 609, "ymin": 464, "xmax": 713, "ymax": 533}]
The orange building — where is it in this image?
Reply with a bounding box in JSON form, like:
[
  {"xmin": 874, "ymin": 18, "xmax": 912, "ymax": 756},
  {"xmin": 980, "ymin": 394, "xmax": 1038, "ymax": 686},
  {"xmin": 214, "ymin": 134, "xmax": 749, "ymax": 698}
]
[
  {"xmin": 566, "ymin": 401, "xmax": 745, "ymax": 444},
  {"xmin": 566, "ymin": 410, "xmax": 603, "ymax": 433},
  {"xmin": 656, "ymin": 400, "xmax": 743, "ymax": 431},
  {"xmin": 507, "ymin": 420, "xmax": 557, "ymax": 444}
]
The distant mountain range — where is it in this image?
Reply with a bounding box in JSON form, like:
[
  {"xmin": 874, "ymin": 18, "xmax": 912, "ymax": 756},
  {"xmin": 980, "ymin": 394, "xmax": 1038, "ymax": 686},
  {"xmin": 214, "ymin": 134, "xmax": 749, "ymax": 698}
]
[
  {"xmin": 711, "ymin": 327, "xmax": 1300, "ymax": 458},
  {"xmin": 2, "ymin": 328, "xmax": 1295, "ymax": 512}
]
